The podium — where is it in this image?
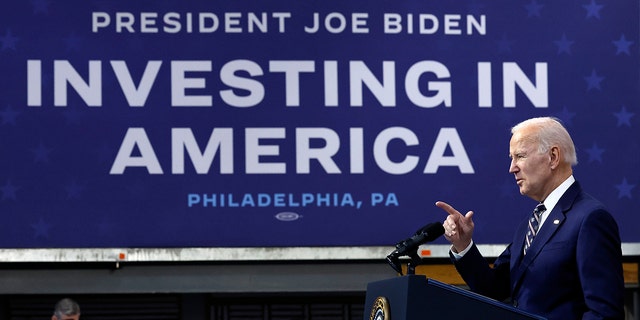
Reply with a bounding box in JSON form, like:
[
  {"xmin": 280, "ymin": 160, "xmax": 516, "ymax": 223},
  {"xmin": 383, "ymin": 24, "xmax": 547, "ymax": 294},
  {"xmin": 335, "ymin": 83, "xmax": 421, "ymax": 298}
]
[{"xmin": 364, "ymin": 275, "xmax": 546, "ymax": 320}]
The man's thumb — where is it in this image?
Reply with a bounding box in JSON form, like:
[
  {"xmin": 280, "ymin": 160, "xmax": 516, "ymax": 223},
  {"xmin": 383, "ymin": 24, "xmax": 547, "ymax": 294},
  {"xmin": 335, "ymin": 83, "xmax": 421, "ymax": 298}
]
[{"xmin": 464, "ymin": 211, "xmax": 474, "ymax": 220}]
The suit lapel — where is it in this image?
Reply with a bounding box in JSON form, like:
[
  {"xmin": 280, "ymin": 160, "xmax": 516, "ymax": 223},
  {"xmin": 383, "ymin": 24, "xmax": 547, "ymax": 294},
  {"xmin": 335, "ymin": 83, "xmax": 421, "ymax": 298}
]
[
  {"xmin": 511, "ymin": 182, "xmax": 582, "ymax": 293},
  {"xmin": 522, "ymin": 209, "xmax": 565, "ymax": 259}
]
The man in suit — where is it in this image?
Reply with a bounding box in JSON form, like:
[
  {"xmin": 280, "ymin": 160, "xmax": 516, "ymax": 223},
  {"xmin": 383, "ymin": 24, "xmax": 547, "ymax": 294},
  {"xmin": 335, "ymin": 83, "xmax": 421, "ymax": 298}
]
[{"xmin": 436, "ymin": 117, "xmax": 624, "ymax": 319}]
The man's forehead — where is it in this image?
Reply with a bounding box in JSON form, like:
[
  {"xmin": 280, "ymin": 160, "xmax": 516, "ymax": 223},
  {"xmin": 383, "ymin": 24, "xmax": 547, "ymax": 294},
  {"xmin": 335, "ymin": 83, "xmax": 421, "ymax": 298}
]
[
  {"xmin": 510, "ymin": 138, "xmax": 536, "ymax": 153},
  {"xmin": 511, "ymin": 131, "xmax": 537, "ymax": 146}
]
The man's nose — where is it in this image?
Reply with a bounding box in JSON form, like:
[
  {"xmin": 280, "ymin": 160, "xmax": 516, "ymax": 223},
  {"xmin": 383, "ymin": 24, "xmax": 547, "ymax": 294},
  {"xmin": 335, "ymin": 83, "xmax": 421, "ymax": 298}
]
[{"xmin": 509, "ymin": 159, "xmax": 518, "ymax": 173}]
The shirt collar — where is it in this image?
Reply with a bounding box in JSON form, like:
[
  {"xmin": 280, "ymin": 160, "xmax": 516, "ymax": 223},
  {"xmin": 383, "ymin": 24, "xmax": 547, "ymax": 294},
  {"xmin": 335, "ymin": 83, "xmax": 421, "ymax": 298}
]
[{"xmin": 539, "ymin": 175, "xmax": 575, "ymax": 224}]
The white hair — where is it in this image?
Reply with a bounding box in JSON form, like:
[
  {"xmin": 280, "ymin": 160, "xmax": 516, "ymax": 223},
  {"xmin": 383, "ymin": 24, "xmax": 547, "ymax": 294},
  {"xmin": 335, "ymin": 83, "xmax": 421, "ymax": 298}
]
[{"xmin": 511, "ymin": 117, "xmax": 578, "ymax": 166}]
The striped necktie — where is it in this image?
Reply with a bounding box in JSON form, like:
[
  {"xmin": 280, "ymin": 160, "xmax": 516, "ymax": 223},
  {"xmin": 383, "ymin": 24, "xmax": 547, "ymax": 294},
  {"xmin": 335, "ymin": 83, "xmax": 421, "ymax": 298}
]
[{"xmin": 524, "ymin": 203, "xmax": 546, "ymax": 255}]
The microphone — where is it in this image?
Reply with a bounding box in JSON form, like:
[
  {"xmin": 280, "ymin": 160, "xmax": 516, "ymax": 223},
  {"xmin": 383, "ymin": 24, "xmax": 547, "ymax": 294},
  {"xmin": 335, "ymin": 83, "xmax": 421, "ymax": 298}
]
[{"xmin": 386, "ymin": 222, "xmax": 444, "ymax": 274}]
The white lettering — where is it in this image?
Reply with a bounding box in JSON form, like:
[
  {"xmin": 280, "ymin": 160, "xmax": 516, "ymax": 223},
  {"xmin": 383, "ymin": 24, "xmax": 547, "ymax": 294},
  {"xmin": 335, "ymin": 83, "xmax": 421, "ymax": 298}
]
[
  {"xmin": 92, "ymin": 11, "xmax": 292, "ymax": 34},
  {"xmin": 296, "ymin": 128, "xmax": 341, "ymax": 174},
  {"xmin": 27, "ymin": 60, "xmax": 42, "ymax": 106},
  {"xmin": 220, "ymin": 59, "xmax": 265, "ymax": 107},
  {"xmin": 32, "ymin": 59, "xmax": 543, "ymax": 109},
  {"xmin": 92, "ymin": 12, "xmax": 110, "ymax": 32},
  {"xmin": 424, "ymin": 128, "xmax": 474, "ymax": 173},
  {"xmin": 405, "ymin": 60, "xmax": 452, "ymax": 108},
  {"xmin": 350, "ymin": 61, "xmax": 396, "ymax": 106},
  {"xmin": 374, "ymin": 127, "xmax": 419, "ymax": 175},
  {"xmin": 171, "ymin": 128, "xmax": 234, "ymax": 174},
  {"xmin": 111, "ymin": 60, "xmax": 161, "ymax": 107},
  {"xmin": 503, "ymin": 62, "xmax": 548, "ymax": 108},
  {"xmin": 171, "ymin": 60, "xmax": 212, "ymax": 107},
  {"xmin": 110, "ymin": 127, "xmax": 473, "ymax": 175},
  {"xmin": 110, "ymin": 128, "xmax": 163, "ymax": 174},
  {"xmin": 269, "ymin": 61, "xmax": 315, "ymax": 107},
  {"xmin": 245, "ymin": 128, "xmax": 286, "ymax": 174},
  {"xmin": 54, "ymin": 60, "xmax": 102, "ymax": 107},
  {"xmin": 384, "ymin": 13, "xmax": 486, "ymax": 35}
]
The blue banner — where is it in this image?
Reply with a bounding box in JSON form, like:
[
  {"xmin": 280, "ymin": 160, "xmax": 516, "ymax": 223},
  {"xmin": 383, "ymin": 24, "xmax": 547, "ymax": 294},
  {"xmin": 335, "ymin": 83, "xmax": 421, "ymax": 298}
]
[{"xmin": 0, "ymin": 0, "xmax": 638, "ymax": 248}]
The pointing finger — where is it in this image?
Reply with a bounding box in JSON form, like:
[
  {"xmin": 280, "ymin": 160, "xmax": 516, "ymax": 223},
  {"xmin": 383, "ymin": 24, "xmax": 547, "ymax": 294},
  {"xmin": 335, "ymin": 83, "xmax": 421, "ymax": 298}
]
[{"xmin": 435, "ymin": 201, "xmax": 461, "ymax": 216}]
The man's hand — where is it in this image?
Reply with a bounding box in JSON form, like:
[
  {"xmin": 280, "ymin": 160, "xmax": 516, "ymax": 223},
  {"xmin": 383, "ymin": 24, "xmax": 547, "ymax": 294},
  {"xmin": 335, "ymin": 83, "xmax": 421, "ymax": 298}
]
[{"xmin": 436, "ymin": 201, "xmax": 475, "ymax": 253}]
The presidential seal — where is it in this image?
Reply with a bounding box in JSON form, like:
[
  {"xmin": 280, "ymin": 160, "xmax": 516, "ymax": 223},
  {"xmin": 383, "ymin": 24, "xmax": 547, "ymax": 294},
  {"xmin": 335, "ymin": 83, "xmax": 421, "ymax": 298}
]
[{"xmin": 369, "ymin": 296, "xmax": 390, "ymax": 320}]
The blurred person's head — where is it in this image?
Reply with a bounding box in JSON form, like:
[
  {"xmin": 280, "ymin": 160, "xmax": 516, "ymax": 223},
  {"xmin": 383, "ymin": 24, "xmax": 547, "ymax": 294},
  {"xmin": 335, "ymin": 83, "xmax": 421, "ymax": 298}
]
[{"xmin": 52, "ymin": 298, "xmax": 80, "ymax": 320}]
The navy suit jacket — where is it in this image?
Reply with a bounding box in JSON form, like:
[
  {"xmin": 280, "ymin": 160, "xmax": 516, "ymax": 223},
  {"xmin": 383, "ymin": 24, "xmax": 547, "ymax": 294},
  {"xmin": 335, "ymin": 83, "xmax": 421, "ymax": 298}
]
[{"xmin": 451, "ymin": 182, "xmax": 624, "ymax": 320}]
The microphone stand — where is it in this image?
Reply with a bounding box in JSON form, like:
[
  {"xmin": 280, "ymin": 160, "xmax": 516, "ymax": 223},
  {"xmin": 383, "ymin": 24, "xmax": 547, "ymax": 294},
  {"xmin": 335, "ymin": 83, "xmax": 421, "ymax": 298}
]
[
  {"xmin": 406, "ymin": 250, "xmax": 423, "ymax": 275},
  {"xmin": 386, "ymin": 248, "xmax": 424, "ymax": 276}
]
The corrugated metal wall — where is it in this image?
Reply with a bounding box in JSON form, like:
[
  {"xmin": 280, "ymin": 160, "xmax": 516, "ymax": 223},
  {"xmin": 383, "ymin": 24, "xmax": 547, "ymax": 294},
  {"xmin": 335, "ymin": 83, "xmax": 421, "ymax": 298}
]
[{"xmin": 0, "ymin": 294, "xmax": 365, "ymax": 320}]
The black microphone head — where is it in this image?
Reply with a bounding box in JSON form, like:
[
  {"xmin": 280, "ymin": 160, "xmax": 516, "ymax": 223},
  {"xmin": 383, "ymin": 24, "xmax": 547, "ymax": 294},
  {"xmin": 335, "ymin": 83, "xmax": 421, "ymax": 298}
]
[{"xmin": 415, "ymin": 222, "xmax": 445, "ymax": 242}]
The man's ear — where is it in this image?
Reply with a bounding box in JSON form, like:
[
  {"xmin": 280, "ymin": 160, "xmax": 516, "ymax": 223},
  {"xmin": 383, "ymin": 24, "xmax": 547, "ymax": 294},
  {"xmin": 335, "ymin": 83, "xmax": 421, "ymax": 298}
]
[{"xmin": 549, "ymin": 146, "xmax": 560, "ymax": 169}]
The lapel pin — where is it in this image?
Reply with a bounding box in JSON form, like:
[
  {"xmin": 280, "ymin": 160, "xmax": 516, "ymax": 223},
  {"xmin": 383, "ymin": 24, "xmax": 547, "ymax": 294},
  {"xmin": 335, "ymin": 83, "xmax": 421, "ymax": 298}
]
[{"xmin": 553, "ymin": 219, "xmax": 560, "ymax": 225}]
